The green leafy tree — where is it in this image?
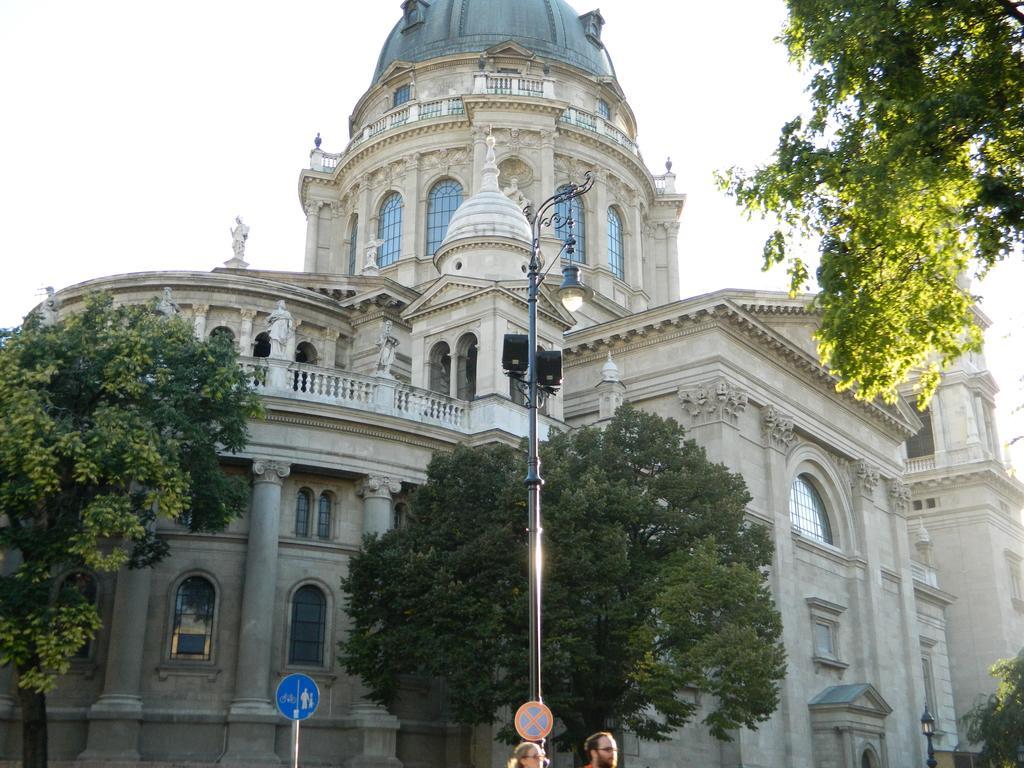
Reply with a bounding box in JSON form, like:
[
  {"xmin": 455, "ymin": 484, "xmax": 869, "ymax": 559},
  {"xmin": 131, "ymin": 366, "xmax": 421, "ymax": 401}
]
[
  {"xmin": 963, "ymin": 650, "xmax": 1024, "ymax": 766},
  {"xmin": 0, "ymin": 294, "xmax": 261, "ymax": 768},
  {"xmin": 341, "ymin": 405, "xmax": 785, "ymax": 756},
  {"xmin": 719, "ymin": 0, "xmax": 1024, "ymax": 406}
]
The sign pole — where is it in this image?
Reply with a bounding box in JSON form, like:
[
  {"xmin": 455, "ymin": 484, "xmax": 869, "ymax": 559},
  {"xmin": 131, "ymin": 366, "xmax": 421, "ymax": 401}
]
[{"xmin": 293, "ymin": 719, "xmax": 300, "ymax": 768}]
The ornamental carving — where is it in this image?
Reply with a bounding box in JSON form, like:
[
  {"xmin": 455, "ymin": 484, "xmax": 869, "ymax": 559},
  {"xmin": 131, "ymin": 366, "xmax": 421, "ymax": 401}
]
[
  {"xmin": 678, "ymin": 378, "xmax": 748, "ymax": 427},
  {"xmin": 498, "ymin": 157, "xmax": 534, "ymax": 187},
  {"xmin": 762, "ymin": 405, "xmax": 796, "ymax": 449},
  {"xmin": 889, "ymin": 479, "xmax": 912, "ymax": 513},
  {"xmin": 853, "ymin": 460, "xmax": 881, "ymax": 493},
  {"xmin": 359, "ymin": 475, "xmax": 402, "ymax": 500},
  {"xmin": 252, "ymin": 460, "xmax": 291, "ymax": 484}
]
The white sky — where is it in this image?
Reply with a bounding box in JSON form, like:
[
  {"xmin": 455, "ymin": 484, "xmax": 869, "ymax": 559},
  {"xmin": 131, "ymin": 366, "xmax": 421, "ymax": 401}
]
[{"xmin": 1, "ymin": 0, "xmax": 1021, "ymax": 468}]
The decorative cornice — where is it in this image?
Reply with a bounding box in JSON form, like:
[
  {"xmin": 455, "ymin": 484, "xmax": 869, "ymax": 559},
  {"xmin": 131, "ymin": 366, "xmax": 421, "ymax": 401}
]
[
  {"xmin": 678, "ymin": 378, "xmax": 748, "ymax": 427},
  {"xmin": 565, "ymin": 298, "xmax": 914, "ymax": 440}
]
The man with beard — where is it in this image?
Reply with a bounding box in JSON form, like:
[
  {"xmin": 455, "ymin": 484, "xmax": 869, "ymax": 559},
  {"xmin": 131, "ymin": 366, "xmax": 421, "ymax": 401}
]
[{"xmin": 582, "ymin": 732, "xmax": 618, "ymax": 768}]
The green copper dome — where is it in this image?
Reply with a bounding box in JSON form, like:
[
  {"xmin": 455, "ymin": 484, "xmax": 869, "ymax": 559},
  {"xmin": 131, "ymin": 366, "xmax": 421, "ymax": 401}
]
[{"xmin": 373, "ymin": 0, "xmax": 615, "ymax": 83}]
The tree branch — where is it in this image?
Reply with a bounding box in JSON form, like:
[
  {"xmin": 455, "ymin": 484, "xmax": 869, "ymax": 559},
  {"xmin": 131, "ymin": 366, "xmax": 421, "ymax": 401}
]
[{"xmin": 996, "ymin": 0, "xmax": 1024, "ymax": 26}]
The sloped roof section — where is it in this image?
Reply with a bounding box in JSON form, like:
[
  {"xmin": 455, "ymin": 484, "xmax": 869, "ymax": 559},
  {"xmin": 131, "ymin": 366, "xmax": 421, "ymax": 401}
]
[{"xmin": 373, "ymin": 0, "xmax": 616, "ymax": 83}]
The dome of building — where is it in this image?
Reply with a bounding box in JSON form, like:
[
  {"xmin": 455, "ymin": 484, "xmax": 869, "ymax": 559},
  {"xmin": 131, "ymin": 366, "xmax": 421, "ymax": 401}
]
[
  {"xmin": 434, "ymin": 135, "xmax": 532, "ymax": 278},
  {"xmin": 373, "ymin": 0, "xmax": 615, "ymax": 83}
]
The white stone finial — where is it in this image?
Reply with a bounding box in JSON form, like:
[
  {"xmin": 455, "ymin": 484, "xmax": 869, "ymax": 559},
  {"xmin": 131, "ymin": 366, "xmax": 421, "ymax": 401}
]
[
  {"xmin": 601, "ymin": 352, "xmax": 621, "ymax": 383},
  {"xmin": 481, "ymin": 134, "xmax": 500, "ymax": 193}
]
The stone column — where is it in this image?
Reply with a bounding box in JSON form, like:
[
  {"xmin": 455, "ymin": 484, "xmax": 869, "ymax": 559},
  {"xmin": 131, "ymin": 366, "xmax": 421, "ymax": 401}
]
[
  {"xmin": 594, "ymin": 171, "xmax": 609, "ymax": 274},
  {"xmin": 329, "ymin": 201, "xmax": 346, "ymax": 274},
  {"xmin": 78, "ymin": 563, "xmax": 154, "ymax": 762},
  {"xmin": 239, "ymin": 309, "xmax": 257, "ymax": 356},
  {"xmin": 665, "ymin": 221, "xmax": 681, "ymax": 302},
  {"xmin": 223, "ymin": 459, "xmax": 290, "ymax": 765},
  {"xmin": 539, "ymin": 129, "xmax": 555, "ymax": 203},
  {"xmin": 358, "ymin": 476, "xmax": 401, "ymax": 537},
  {"xmin": 471, "ymin": 128, "xmax": 488, "ymax": 195},
  {"xmin": 357, "ymin": 176, "xmax": 372, "ymax": 270},
  {"xmin": 304, "ymin": 200, "xmax": 321, "ymax": 272},
  {"xmin": 192, "ymin": 303, "xmax": 209, "ymax": 340},
  {"xmin": 401, "ymin": 155, "xmax": 420, "ymax": 265}
]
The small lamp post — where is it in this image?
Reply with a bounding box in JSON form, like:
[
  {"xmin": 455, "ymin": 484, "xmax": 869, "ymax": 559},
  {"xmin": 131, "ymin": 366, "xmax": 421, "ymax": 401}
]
[
  {"xmin": 502, "ymin": 173, "xmax": 594, "ymax": 707},
  {"xmin": 920, "ymin": 706, "xmax": 937, "ymax": 768}
]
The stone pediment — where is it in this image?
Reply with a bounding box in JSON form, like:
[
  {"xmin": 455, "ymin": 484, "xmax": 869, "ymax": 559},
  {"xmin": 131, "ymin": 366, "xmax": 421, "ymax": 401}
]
[
  {"xmin": 809, "ymin": 683, "xmax": 893, "ymax": 719},
  {"xmin": 403, "ymin": 275, "xmax": 575, "ymax": 330},
  {"xmin": 484, "ymin": 41, "xmax": 537, "ymax": 61},
  {"xmin": 563, "ymin": 289, "xmax": 919, "ymax": 441}
]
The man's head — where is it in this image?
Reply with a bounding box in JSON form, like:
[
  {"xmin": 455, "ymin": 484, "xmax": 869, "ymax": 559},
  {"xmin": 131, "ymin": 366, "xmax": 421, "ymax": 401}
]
[{"xmin": 583, "ymin": 732, "xmax": 617, "ymax": 768}]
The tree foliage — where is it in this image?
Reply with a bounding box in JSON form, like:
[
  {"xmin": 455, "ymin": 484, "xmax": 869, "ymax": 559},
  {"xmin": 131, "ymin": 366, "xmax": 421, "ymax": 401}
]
[
  {"xmin": 0, "ymin": 294, "xmax": 261, "ymax": 767},
  {"xmin": 341, "ymin": 405, "xmax": 785, "ymax": 753},
  {"xmin": 720, "ymin": 0, "xmax": 1024, "ymax": 406},
  {"xmin": 963, "ymin": 649, "xmax": 1024, "ymax": 766}
]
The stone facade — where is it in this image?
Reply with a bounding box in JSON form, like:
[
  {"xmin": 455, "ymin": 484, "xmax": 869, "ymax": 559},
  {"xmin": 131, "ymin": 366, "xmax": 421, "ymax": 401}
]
[{"xmin": 2, "ymin": 2, "xmax": 1022, "ymax": 767}]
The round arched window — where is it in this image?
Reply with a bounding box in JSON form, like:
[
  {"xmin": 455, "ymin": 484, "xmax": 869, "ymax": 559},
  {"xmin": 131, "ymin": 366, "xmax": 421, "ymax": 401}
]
[{"xmin": 789, "ymin": 475, "xmax": 834, "ymax": 545}]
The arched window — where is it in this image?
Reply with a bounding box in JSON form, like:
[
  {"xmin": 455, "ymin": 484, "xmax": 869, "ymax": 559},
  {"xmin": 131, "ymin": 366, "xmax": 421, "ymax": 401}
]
[
  {"xmin": 789, "ymin": 475, "xmax": 834, "ymax": 545},
  {"xmin": 252, "ymin": 331, "xmax": 271, "ymax": 358},
  {"xmin": 295, "ymin": 489, "xmax": 312, "ymax": 537},
  {"xmin": 295, "ymin": 341, "xmax": 318, "ymax": 365},
  {"xmin": 347, "ymin": 214, "xmax": 359, "ymax": 275},
  {"xmin": 393, "ymin": 502, "xmax": 407, "ymax": 530},
  {"xmin": 171, "ymin": 576, "xmax": 215, "ymax": 660},
  {"xmin": 429, "ymin": 341, "xmax": 451, "ymax": 395},
  {"xmin": 317, "ymin": 493, "xmax": 332, "ymax": 540},
  {"xmin": 61, "ymin": 573, "xmax": 97, "ymax": 659},
  {"xmin": 426, "ymin": 180, "xmax": 463, "ymax": 256},
  {"xmin": 377, "ymin": 193, "xmax": 403, "ymax": 267},
  {"xmin": 456, "ymin": 333, "xmax": 478, "ymax": 400},
  {"xmin": 607, "ymin": 207, "xmax": 624, "ymax": 279},
  {"xmin": 555, "ymin": 185, "xmax": 586, "ymax": 264},
  {"xmin": 289, "ymin": 585, "xmax": 327, "ymax": 665},
  {"xmin": 209, "ymin": 326, "xmax": 234, "ymax": 343}
]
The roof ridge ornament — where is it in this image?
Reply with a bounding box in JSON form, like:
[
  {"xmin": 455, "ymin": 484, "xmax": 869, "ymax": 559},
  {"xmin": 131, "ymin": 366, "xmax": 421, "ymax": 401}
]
[{"xmin": 481, "ymin": 134, "xmax": 501, "ymax": 193}]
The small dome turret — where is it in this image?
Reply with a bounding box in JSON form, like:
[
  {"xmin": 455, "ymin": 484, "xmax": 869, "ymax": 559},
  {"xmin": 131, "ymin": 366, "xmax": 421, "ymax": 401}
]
[{"xmin": 433, "ymin": 135, "xmax": 532, "ymax": 280}]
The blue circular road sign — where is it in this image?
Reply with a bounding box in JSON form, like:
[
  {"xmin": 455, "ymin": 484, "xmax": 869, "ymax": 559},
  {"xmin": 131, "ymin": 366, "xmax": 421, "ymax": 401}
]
[{"xmin": 276, "ymin": 673, "xmax": 320, "ymax": 721}]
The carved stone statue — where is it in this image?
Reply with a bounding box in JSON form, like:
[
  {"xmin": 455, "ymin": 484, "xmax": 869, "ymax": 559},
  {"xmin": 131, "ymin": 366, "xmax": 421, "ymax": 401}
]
[
  {"xmin": 374, "ymin": 319, "xmax": 399, "ymax": 378},
  {"xmin": 364, "ymin": 238, "xmax": 384, "ymax": 274},
  {"xmin": 227, "ymin": 216, "xmax": 250, "ymax": 268},
  {"xmin": 266, "ymin": 300, "xmax": 294, "ymax": 359},
  {"xmin": 39, "ymin": 287, "xmax": 59, "ymax": 326},
  {"xmin": 502, "ymin": 177, "xmax": 532, "ymax": 212},
  {"xmin": 155, "ymin": 287, "xmax": 180, "ymax": 317}
]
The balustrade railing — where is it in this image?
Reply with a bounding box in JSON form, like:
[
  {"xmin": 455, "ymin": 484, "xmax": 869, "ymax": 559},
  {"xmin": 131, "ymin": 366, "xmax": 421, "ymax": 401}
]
[
  {"xmin": 243, "ymin": 358, "xmax": 465, "ymax": 430},
  {"xmin": 559, "ymin": 107, "xmax": 639, "ymax": 155},
  {"xmin": 905, "ymin": 455, "xmax": 936, "ymax": 473},
  {"xmin": 485, "ymin": 75, "xmax": 544, "ymax": 96},
  {"xmin": 347, "ymin": 98, "xmax": 466, "ymax": 153}
]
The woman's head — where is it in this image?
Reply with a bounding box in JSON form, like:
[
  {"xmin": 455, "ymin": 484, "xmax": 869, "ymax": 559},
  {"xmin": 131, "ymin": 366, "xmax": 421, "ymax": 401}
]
[{"xmin": 508, "ymin": 742, "xmax": 546, "ymax": 768}]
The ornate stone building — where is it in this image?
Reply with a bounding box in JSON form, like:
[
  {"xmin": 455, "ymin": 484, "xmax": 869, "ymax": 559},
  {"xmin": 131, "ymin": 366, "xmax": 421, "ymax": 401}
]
[{"xmin": 2, "ymin": 1, "xmax": 1022, "ymax": 767}]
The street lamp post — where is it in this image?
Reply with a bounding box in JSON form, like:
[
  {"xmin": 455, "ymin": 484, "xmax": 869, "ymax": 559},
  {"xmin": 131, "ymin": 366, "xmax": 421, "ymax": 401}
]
[
  {"xmin": 920, "ymin": 706, "xmax": 938, "ymax": 768},
  {"xmin": 506, "ymin": 174, "xmax": 594, "ymax": 706}
]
